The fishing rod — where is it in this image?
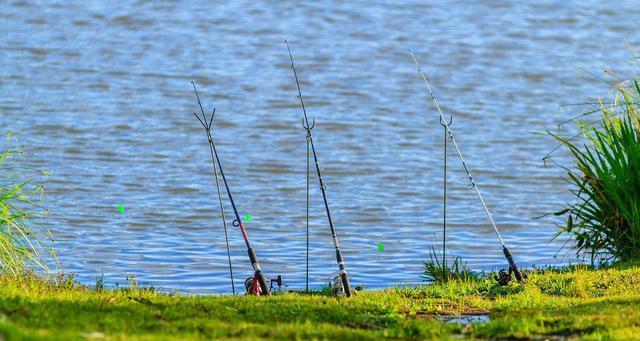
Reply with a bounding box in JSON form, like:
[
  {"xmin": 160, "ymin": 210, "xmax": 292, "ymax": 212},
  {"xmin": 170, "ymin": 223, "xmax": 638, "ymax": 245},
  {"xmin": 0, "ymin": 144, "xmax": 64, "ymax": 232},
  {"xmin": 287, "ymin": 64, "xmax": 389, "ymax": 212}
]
[
  {"xmin": 191, "ymin": 82, "xmax": 271, "ymax": 295},
  {"xmin": 285, "ymin": 40, "xmax": 353, "ymax": 297},
  {"xmin": 409, "ymin": 52, "xmax": 524, "ymax": 284}
]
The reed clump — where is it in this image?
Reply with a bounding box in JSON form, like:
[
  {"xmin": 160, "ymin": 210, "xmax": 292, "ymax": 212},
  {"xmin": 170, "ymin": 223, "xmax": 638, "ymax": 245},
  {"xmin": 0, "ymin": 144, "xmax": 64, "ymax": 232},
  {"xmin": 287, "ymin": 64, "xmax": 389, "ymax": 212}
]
[
  {"xmin": 0, "ymin": 131, "xmax": 55, "ymax": 275},
  {"xmin": 551, "ymin": 79, "xmax": 640, "ymax": 263},
  {"xmin": 422, "ymin": 247, "xmax": 478, "ymax": 283}
]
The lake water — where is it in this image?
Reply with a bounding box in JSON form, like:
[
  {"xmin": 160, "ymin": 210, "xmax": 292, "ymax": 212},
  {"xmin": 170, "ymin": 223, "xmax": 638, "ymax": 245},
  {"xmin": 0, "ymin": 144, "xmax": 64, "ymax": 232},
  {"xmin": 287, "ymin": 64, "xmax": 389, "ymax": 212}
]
[{"xmin": 2, "ymin": 0, "xmax": 639, "ymax": 293}]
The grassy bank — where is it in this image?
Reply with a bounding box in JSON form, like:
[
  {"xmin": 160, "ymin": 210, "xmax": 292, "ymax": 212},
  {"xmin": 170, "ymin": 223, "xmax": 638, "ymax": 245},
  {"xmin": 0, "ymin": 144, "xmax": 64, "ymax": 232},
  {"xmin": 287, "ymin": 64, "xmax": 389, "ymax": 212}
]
[{"xmin": 0, "ymin": 265, "xmax": 639, "ymax": 340}]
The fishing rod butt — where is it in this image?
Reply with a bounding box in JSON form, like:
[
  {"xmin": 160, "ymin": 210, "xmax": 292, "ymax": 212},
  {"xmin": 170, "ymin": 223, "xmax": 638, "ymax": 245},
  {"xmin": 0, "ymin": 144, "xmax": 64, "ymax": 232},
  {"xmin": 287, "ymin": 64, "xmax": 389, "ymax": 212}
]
[
  {"xmin": 255, "ymin": 269, "xmax": 271, "ymax": 296},
  {"xmin": 246, "ymin": 247, "xmax": 271, "ymax": 296},
  {"xmin": 335, "ymin": 250, "xmax": 353, "ymax": 297},
  {"xmin": 502, "ymin": 246, "xmax": 524, "ymax": 283},
  {"xmin": 340, "ymin": 271, "xmax": 353, "ymax": 298}
]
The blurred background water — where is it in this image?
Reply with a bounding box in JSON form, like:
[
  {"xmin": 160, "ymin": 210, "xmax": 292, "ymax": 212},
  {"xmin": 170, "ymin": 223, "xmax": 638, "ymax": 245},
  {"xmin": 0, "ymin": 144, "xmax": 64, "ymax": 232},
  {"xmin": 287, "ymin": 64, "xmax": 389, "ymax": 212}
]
[{"xmin": 1, "ymin": 0, "xmax": 639, "ymax": 293}]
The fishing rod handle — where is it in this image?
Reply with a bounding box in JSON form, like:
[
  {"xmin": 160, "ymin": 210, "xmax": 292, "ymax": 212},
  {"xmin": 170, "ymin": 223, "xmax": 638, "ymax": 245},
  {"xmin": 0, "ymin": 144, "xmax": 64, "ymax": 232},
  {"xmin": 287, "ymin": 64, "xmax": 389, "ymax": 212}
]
[
  {"xmin": 502, "ymin": 246, "xmax": 524, "ymax": 282},
  {"xmin": 254, "ymin": 269, "xmax": 270, "ymax": 296},
  {"xmin": 247, "ymin": 247, "xmax": 271, "ymax": 296},
  {"xmin": 336, "ymin": 250, "xmax": 353, "ymax": 297},
  {"xmin": 339, "ymin": 271, "xmax": 352, "ymax": 297}
]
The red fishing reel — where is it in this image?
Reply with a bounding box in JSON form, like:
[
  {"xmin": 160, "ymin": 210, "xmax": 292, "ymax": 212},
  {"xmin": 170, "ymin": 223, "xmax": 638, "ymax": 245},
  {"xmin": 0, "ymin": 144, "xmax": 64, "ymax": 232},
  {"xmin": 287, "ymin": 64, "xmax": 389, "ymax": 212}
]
[
  {"xmin": 244, "ymin": 276, "xmax": 263, "ymax": 295},
  {"xmin": 244, "ymin": 275, "xmax": 283, "ymax": 295}
]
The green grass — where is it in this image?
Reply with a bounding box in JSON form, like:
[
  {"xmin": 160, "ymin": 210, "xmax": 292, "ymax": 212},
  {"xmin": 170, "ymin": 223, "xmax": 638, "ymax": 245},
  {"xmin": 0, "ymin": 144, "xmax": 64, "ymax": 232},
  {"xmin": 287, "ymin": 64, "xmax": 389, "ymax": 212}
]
[{"xmin": 0, "ymin": 265, "xmax": 639, "ymax": 340}]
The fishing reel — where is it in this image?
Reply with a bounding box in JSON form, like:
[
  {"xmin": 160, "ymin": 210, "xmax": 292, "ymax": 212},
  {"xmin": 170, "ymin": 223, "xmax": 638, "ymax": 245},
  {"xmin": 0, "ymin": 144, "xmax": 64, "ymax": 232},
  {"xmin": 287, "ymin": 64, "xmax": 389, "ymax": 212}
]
[
  {"xmin": 244, "ymin": 275, "xmax": 284, "ymax": 295},
  {"xmin": 494, "ymin": 267, "xmax": 528, "ymax": 286},
  {"xmin": 330, "ymin": 274, "xmax": 361, "ymax": 296},
  {"xmin": 331, "ymin": 275, "xmax": 344, "ymax": 295}
]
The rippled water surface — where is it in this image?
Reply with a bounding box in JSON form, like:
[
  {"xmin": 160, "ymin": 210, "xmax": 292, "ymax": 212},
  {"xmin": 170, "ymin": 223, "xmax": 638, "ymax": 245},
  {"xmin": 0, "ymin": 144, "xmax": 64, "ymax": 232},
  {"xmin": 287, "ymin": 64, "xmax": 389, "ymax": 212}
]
[{"xmin": 2, "ymin": 1, "xmax": 639, "ymax": 293}]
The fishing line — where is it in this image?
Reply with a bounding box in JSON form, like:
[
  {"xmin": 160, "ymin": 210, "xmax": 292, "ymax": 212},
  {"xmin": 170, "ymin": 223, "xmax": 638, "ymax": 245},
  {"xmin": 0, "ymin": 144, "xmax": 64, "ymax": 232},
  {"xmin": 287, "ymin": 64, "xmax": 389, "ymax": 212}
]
[
  {"xmin": 409, "ymin": 51, "xmax": 524, "ymax": 283},
  {"xmin": 286, "ymin": 40, "xmax": 354, "ymax": 297}
]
